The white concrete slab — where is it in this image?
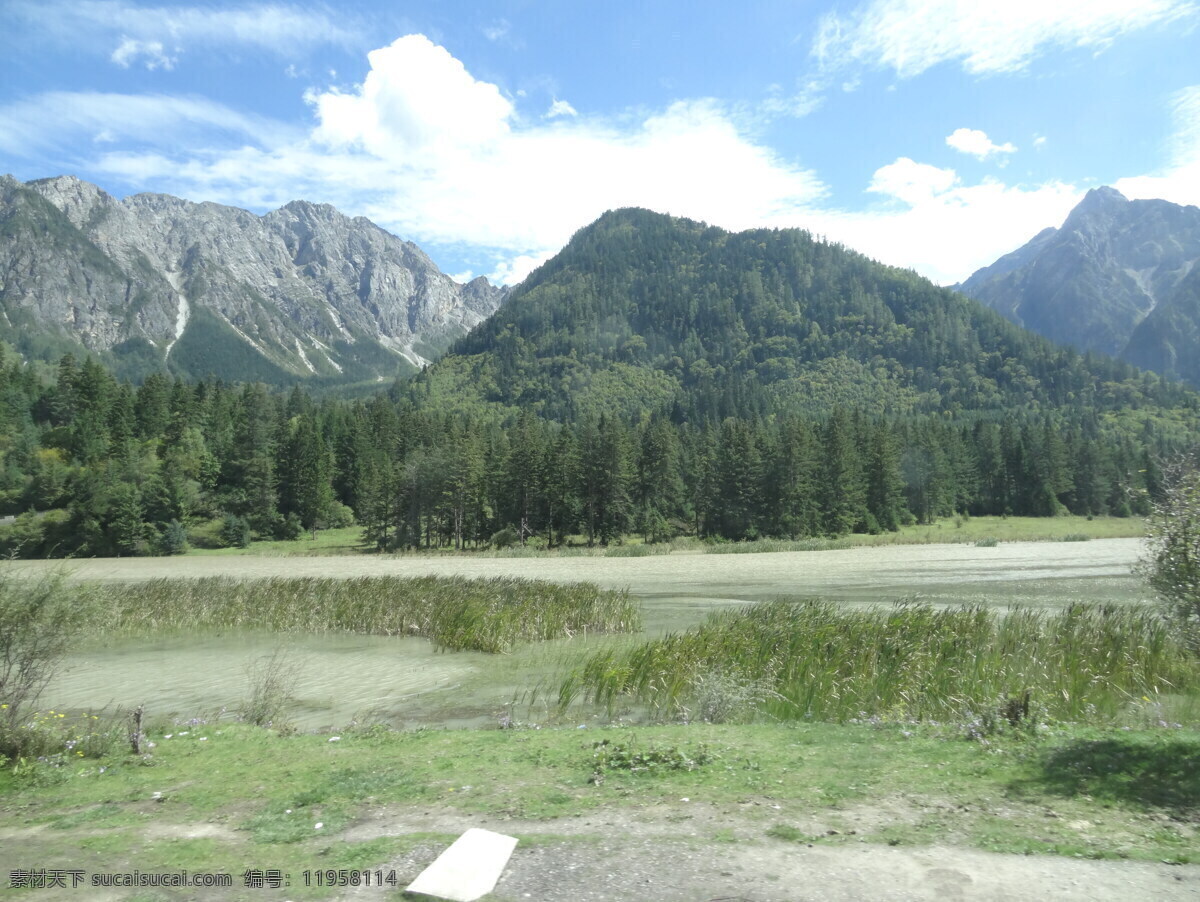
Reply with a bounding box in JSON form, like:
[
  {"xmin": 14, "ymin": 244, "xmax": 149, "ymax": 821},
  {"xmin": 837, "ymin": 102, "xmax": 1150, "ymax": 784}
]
[{"xmin": 406, "ymin": 828, "xmax": 519, "ymax": 902}]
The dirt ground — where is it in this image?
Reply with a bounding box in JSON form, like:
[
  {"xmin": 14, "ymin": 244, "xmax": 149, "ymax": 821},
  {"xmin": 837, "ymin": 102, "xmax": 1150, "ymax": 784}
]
[{"xmin": 341, "ymin": 802, "xmax": 1199, "ymax": 902}]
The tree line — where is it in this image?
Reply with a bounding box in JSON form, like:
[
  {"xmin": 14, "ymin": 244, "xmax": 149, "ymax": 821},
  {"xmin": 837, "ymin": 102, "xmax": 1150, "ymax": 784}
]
[{"xmin": 0, "ymin": 347, "xmax": 1175, "ymax": 557}]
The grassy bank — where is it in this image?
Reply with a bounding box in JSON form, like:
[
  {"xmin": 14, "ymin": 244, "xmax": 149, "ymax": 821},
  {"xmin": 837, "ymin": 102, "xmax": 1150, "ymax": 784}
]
[
  {"xmin": 1, "ymin": 718, "xmax": 1196, "ymax": 901},
  {"xmin": 187, "ymin": 516, "xmax": 1144, "ymax": 558},
  {"xmin": 89, "ymin": 575, "xmax": 639, "ymax": 653},
  {"xmin": 560, "ymin": 601, "xmax": 1199, "ymax": 726}
]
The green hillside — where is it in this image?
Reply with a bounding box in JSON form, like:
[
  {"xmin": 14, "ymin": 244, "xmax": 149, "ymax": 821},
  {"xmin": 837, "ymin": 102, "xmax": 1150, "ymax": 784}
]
[{"xmin": 415, "ymin": 208, "xmax": 1192, "ymax": 423}]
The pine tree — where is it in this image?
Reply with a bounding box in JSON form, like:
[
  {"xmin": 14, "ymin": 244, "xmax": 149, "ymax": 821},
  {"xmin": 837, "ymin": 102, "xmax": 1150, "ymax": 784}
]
[
  {"xmin": 579, "ymin": 415, "xmax": 632, "ymax": 545},
  {"xmin": 819, "ymin": 408, "xmax": 864, "ymax": 535},
  {"xmin": 715, "ymin": 418, "xmax": 762, "ymax": 540},
  {"xmin": 279, "ymin": 415, "xmax": 333, "ymax": 535},
  {"xmin": 769, "ymin": 417, "xmax": 820, "ymax": 537},
  {"xmin": 635, "ymin": 417, "xmax": 684, "ymax": 541},
  {"xmin": 544, "ymin": 427, "xmax": 581, "ymax": 546},
  {"xmin": 865, "ymin": 423, "xmax": 905, "ymax": 531}
]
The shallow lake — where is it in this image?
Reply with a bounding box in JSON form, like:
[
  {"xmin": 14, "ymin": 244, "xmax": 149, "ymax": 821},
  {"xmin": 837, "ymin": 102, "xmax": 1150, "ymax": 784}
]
[{"xmin": 31, "ymin": 539, "xmax": 1148, "ymax": 729}]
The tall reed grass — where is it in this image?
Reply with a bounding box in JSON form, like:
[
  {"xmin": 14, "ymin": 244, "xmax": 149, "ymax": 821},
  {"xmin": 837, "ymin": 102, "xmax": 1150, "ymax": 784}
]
[
  {"xmin": 90, "ymin": 576, "xmax": 639, "ymax": 654},
  {"xmin": 558, "ymin": 600, "xmax": 1197, "ymax": 724}
]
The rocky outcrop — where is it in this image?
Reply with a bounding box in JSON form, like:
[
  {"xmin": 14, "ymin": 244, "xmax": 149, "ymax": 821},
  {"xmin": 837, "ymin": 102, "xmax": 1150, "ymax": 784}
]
[
  {"xmin": 0, "ymin": 174, "xmax": 507, "ymax": 383},
  {"xmin": 957, "ymin": 187, "xmax": 1200, "ymax": 384}
]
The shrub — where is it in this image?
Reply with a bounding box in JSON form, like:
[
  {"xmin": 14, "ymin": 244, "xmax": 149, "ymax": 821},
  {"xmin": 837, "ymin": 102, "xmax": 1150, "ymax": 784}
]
[
  {"xmin": 1140, "ymin": 455, "xmax": 1200, "ymax": 651},
  {"xmin": 276, "ymin": 513, "xmax": 304, "ymax": 541},
  {"xmin": 187, "ymin": 516, "xmax": 227, "ymax": 549},
  {"xmin": 0, "ymin": 567, "xmax": 93, "ymax": 758},
  {"xmin": 240, "ymin": 648, "xmax": 301, "ymax": 728},
  {"xmin": 490, "ymin": 527, "xmax": 519, "ymax": 548},
  {"xmin": 220, "ymin": 514, "xmax": 251, "ymax": 548},
  {"xmin": 684, "ymin": 671, "xmax": 780, "ymax": 724},
  {"xmin": 0, "ymin": 509, "xmax": 71, "ymax": 559},
  {"xmin": 324, "ymin": 502, "xmax": 356, "ymax": 529},
  {"xmin": 158, "ymin": 519, "xmax": 188, "ymax": 555}
]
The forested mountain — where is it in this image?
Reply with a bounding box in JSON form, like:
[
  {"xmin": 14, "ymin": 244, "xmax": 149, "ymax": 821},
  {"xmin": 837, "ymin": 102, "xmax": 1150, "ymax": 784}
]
[
  {"xmin": 0, "ymin": 175, "xmax": 506, "ymax": 388},
  {"xmin": 415, "ymin": 207, "xmax": 1190, "ymax": 421},
  {"xmin": 0, "ymin": 206, "xmax": 1197, "ymax": 558},
  {"xmin": 958, "ymin": 187, "xmax": 1200, "ymax": 385}
]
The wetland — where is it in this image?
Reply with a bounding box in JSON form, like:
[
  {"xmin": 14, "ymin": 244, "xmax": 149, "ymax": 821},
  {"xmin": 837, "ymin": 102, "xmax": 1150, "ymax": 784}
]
[{"xmin": 25, "ymin": 538, "xmax": 1155, "ymax": 730}]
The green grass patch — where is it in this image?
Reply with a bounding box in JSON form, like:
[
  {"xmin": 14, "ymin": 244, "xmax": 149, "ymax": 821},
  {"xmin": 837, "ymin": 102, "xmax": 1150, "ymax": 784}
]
[
  {"xmin": 703, "ymin": 517, "xmax": 1142, "ymax": 554},
  {"xmin": 88, "ymin": 575, "xmax": 640, "ymax": 653},
  {"xmin": 559, "ymin": 600, "xmax": 1199, "ymax": 725},
  {"xmin": 4, "ymin": 721, "xmax": 1199, "ymax": 875},
  {"xmin": 192, "ymin": 516, "xmax": 1144, "ymax": 559}
]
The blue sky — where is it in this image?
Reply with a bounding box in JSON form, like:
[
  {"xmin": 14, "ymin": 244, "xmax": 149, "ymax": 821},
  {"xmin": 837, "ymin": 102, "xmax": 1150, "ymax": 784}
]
[{"xmin": 2, "ymin": 1, "xmax": 1198, "ymax": 286}]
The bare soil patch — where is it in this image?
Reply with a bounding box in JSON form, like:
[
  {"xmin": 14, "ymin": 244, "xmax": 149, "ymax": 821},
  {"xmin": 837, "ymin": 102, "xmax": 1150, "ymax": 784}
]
[{"xmin": 342, "ymin": 801, "xmax": 1198, "ymax": 902}]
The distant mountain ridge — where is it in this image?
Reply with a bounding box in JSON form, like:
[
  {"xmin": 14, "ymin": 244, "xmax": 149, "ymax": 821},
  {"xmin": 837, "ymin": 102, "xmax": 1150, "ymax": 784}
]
[
  {"xmin": 957, "ymin": 187, "xmax": 1200, "ymax": 385},
  {"xmin": 412, "ymin": 207, "xmax": 1189, "ymax": 422},
  {"xmin": 0, "ymin": 174, "xmax": 507, "ymax": 385}
]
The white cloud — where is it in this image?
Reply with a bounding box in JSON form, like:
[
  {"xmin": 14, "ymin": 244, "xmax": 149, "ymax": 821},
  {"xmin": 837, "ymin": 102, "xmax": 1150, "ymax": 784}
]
[
  {"xmin": 0, "ymin": 91, "xmax": 291, "ymax": 157},
  {"xmin": 813, "ymin": 0, "xmax": 1197, "ymax": 78},
  {"xmin": 111, "ymin": 37, "xmax": 176, "ymax": 70},
  {"xmin": 488, "ymin": 255, "xmax": 546, "ymax": 286},
  {"xmin": 12, "ymin": 1, "xmax": 361, "ymax": 66},
  {"xmin": 1115, "ymin": 84, "xmax": 1200, "ymax": 207},
  {"xmin": 812, "ymin": 172, "xmax": 1082, "ymax": 283},
  {"xmin": 297, "ymin": 36, "xmax": 826, "ymax": 271},
  {"xmin": 760, "ymin": 80, "xmax": 825, "ymax": 119},
  {"xmin": 946, "ymin": 128, "xmax": 1017, "ymax": 160},
  {"xmin": 868, "ymin": 157, "xmax": 957, "ymax": 205},
  {"xmin": 483, "ymin": 19, "xmax": 511, "ymax": 42},
  {"xmin": 311, "ymin": 35, "xmax": 513, "ymax": 159},
  {"xmin": 547, "ymin": 99, "xmax": 578, "ymax": 119},
  {"xmin": 21, "ymin": 36, "xmax": 821, "ymax": 284}
]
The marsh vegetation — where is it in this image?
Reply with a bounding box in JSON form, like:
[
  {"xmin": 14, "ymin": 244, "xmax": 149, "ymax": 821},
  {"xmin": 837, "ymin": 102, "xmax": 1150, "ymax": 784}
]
[
  {"xmin": 88, "ymin": 574, "xmax": 638, "ymax": 653},
  {"xmin": 558, "ymin": 600, "xmax": 1198, "ymax": 726}
]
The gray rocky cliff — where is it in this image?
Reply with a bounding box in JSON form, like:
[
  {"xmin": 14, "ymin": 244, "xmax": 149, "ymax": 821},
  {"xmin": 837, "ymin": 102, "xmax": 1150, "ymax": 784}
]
[
  {"xmin": 957, "ymin": 187, "xmax": 1200, "ymax": 384},
  {"xmin": 0, "ymin": 174, "xmax": 507, "ymax": 383}
]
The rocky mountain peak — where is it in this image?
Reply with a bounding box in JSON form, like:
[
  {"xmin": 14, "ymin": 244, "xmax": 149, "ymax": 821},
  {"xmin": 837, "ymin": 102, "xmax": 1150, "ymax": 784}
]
[
  {"xmin": 958, "ymin": 188, "xmax": 1200, "ymax": 384},
  {"xmin": 1081, "ymin": 185, "xmax": 1127, "ymax": 207},
  {"xmin": 0, "ymin": 175, "xmax": 508, "ymax": 385},
  {"xmin": 1060, "ymin": 186, "xmax": 1129, "ymax": 235},
  {"xmin": 26, "ymin": 174, "xmax": 117, "ymax": 229}
]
